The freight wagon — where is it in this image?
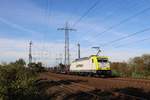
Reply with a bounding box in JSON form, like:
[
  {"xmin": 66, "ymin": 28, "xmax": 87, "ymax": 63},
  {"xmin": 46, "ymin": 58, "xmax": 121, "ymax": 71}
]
[{"xmin": 70, "ymin": 55, "xmax": 111, "ymax": 76}]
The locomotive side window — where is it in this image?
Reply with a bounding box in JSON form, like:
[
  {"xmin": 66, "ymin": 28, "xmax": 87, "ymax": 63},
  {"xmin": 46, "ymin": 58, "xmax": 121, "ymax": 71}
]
[{"xmin": 92, "ymin": 59, "xmax": 94, "ymax": 63}]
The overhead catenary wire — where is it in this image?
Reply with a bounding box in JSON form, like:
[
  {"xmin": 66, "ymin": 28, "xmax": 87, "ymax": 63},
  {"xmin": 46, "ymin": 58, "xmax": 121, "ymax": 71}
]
[
  {"xmin": 41, "ymin": 0, "xmax": 52, "ymax": 65},
  {"xmin": 102, "ymin": 27, "xmax": 150, "ymax": 46},
  {"xmin": 72, "ymin": 0, "xmax": 100, "ymax": 27},
  {"xmin": 70, "ymin": 0, "xmax": 122, "ymax": 44},
  {"xmin": 92, "ymin": 6, "xmax": 150, "ymax": 40},
  {"xmin": 114, "ymin": 37, "xmax": 150, "ymax": 48}
]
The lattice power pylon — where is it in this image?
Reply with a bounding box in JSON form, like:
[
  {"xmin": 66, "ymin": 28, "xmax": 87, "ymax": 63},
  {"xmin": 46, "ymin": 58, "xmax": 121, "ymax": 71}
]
[{"xmin": 57, "ymin": 22, "xmax": 76, "ymax": 65}]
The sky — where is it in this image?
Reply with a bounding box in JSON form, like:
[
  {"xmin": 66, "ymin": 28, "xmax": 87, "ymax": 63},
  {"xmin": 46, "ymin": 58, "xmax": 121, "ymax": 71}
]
[{"xmin": 0, "ymin": 0, "xmax": 150, "ymax": 66}]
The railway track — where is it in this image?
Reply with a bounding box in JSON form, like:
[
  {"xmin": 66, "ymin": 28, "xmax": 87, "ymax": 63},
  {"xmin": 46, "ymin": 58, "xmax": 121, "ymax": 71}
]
[
  {"xmin": 53, "ymin": 80, "xmax": 147, "ymax": 100},
  {"xmin": 38, "ymin": 74, "xmax": 100, "ymax": 99},
  {"xmin": 39, "ymin": 72, "xmax": 149, "ymax": 100},
  {"xmin": 110, "ymin": 78, "xmax": 150, "ymax": 84},
  {"xmin": 44, "ymin": 72, "xmax": 150, "ymax": 88}
]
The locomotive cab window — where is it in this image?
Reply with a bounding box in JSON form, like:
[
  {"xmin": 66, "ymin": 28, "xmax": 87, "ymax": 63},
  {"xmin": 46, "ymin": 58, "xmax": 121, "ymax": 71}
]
[{"xmin": 98, "ymin": 59, "xmax": 108, "ymax": 63}]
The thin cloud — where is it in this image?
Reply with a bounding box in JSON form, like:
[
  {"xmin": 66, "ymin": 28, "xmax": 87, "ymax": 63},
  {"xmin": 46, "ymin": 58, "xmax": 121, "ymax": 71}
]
[{"xmin": 0, "ymin": 17, "xmax": 40, "ymax": 36}]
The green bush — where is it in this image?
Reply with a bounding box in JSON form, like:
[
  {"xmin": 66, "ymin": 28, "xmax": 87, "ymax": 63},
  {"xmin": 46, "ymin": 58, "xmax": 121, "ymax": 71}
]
[
  {"xmin": 0, "ymin": 59, "xmax": 39, "ymax": 100},
  {"xmin": 111, "ymin": 70, "xmax": 121, "ymax": 77},
  {"xmin": 111, "ymin": 54, "xmax": 150, "ymax": 79},
  {"xmin": 28, "ymin": 62, "xmax": 46, "ymax": 73},
  {"xmin": 131, "ymin": 72, "xmax": 145, "ymax": 78}
]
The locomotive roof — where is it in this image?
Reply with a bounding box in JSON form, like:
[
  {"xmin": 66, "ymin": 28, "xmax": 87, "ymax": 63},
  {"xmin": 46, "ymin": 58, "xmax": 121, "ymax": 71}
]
[
  {"xmin": 72, "ymin": 55, "xmax": 109, "ymax": 62},
  {"xmin": 74, "ymin": 57, "xmax": 90, "ymax": 62},
  {"xmin": 90, "ymin": 55, "xmax": 109, "ymax": 58}
]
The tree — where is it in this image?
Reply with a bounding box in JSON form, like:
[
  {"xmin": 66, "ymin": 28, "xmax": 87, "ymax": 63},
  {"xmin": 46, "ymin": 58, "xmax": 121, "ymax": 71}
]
[
  {"xmin": 15, "ymin": 58, "xmax": 26, "ymax": 66},
  {"xmin": 28, "ymin": 62, "xmax": 45, "ymax": 73},
  {"xmin": 0, "ymin": 59, "xmax": 38, "ymax": 100}
]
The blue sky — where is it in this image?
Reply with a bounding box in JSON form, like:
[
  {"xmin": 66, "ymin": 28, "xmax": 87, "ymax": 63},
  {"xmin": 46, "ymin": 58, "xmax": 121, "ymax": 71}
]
[{"xmin": 0, "ymin": 0, "xmax": 150, "ymax": 66}]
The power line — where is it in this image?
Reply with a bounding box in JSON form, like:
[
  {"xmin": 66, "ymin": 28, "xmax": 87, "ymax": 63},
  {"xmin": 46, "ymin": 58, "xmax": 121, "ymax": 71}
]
[
  {"xmin": 114, "ymin": 37, "xmax": 150, "ymax": 48},
  {"xmin": 41, "ymin": 0, "xmax": 52, "ymax": 65},
  {"xmin": 48, "ymin": 0, "xmax": 52, "ymax": 24},
  {"xmin": 102, "ymin": 27, "xmax": 150, "ymax": 46},
  {"xmin": 72, "ymin": 0, "xmax": 100, "ymax": 27},
  {"xmin": 79, "ymin": 6, "xmax": 150, "ymax": 46},
  {"xmin": 93, "ymin": 7, "xmax": 150, "ymax": 39}
]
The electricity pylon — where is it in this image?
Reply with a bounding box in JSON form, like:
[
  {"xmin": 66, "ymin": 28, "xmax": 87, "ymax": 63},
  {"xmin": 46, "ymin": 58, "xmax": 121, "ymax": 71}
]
[{"xmin": 57, "ymin": 22, "xmax": 76, "ymax": 65}]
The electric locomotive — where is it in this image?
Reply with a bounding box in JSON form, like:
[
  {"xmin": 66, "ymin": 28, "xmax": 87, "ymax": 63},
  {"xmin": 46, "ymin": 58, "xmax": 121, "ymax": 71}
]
[{"xmin": 70, "ymin": 55, "xmax": 111, "ymax": 76}]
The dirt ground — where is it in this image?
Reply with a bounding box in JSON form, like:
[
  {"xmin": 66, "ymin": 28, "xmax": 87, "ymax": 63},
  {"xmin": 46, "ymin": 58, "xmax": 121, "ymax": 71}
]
[{"xmin": 37, "ymin": 72, "xmax": 150, "ymax": 100}]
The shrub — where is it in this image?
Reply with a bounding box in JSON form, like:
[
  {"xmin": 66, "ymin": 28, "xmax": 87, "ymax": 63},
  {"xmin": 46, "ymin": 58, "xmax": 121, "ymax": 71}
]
[
  {"xmin": 28, "ymin": 62, "xmax": 46, "ymax": 73},
  {"xmin": 111, "ymin": 70, "xmax": 121, "ymax": 77},
  {"xmin": 0, "ymin": 59, "xmax": 39, "ymax": 100},
  {"xmin": 111, "ymin": 54, "xmax": 150, "ymax": 79}
]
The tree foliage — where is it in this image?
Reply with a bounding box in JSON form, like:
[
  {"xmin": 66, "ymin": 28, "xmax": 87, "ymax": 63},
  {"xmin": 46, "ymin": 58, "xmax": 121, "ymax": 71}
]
[
  {"xmin": 111, "ymin": 54, "xmax": 150, "ymax": 78},
  {"xmin": 28, "ymin": 62, "xmax": 46, "ymax": 73},
  {"xmin": 0, "ymin": 59, "xmax": 48, "ymax": 100}
]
